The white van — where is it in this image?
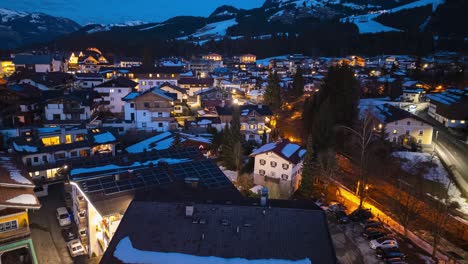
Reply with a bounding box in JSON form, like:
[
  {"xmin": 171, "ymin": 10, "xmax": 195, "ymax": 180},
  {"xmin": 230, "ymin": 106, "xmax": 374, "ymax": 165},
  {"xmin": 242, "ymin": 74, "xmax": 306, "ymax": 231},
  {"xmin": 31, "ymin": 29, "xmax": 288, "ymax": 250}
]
[{"xmin": 56, "ymin": 207, "xmax": 71, "ymax": 226}]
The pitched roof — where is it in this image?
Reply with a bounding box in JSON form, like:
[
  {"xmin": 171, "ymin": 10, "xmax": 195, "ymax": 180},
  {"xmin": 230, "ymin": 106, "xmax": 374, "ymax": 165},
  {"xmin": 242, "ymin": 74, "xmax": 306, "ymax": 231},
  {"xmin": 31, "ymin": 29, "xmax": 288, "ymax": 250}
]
[
  {"xmin": 250, "ymin": 141, "xmax": 306, "ymax": 164},
  {"xmin": 159, "ymin": 82, "xmax": 187, "ymax": 94},
  {"xmin": 0, "ymin": 153, "xmax": 40, "ymax": 209},
  {"xmin": 178, "ymin": 77, "xmax": 214, "ymax": 86},
  {"xmin": 427, "ymin": 88, "xmax": 468, "ymax": 119},
  {"xmin": 374, "ymin": 104, "xmax": 429, "ymax": 124},
  {"xmin": 125, "ymin": 87, "xmax": 176, "ymax": 101},
  {"xmin": 95, "ymin": 77, "xmax": 137, "ymax": 88},
  {"xmin": 100, "ymin": 199, "xmax": 336, "ymax": 264}
]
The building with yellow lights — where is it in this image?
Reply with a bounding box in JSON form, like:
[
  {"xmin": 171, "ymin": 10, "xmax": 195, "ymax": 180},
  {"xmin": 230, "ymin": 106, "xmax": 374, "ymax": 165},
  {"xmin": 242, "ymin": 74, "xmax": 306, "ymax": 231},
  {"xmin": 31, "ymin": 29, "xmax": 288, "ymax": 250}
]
[
  {"xmin": 427, "ymin": 88, "xmax": 468, "ymax": 129},
  {"xmin": 129, "ymin": 66, "xmax": 183, "ymax": 92},
  {"xmin": 0, "ymin": 154, "xmax": 41, "ymax": 264},
  {"xmin": 66, "ymin": 147, "xmax": 239, "ymax": 258},
  {"xmin": 239, "ymin": 54, "xmax": 257, "ymax": 64},
  {"xmin": 215, "ymin": 105, "xmax": 273, "ymax": 144},
  {"xmin": 0, "ymin": 60, "xmax": 15, "ymax": 77},
  {"xmin": 10, "ymin": 127, "xmax": 118, "ymax": 183},
  {"xmin": 202, "ymin": 53, "xmax": 223, "ymax": 61},
  {"xmin": 370, "ymin": 103, "xmax": 433, "ymax": 145}
]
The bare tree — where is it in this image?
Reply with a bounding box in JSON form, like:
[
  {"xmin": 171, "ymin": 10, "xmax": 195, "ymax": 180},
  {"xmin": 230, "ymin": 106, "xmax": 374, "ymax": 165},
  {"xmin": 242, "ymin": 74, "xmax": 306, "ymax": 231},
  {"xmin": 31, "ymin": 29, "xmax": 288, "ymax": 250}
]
[
  {"xmin": 317, "ymin": 148, "xmax": 337, "ymax": 201},
  {"xmin": 427, "ymin": 178, "xmax": 456, "ymax": 258},
  {"xmin": 393, "ymin": 158, "xmax": 425, "ymax": 237},
  {"xmin": 339, "ymin": 111, "xmax": 376, "ymax": 208}
]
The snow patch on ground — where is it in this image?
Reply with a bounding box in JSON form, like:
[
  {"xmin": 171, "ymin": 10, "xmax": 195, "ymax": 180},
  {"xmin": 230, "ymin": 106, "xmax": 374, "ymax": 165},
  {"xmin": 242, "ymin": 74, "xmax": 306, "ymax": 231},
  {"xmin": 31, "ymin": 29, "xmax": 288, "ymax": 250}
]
[
  {"xmin": 219, "ymin": 166, "xmax": 237, "ymax": 182},
  {"xmin": 114, "ymin": 236, "xmax": 312, "ymax": 264},
  {"xmin": 393, "ymin": 151, "xmax": 468, "ymax": 216},
  {"xmin": 6, "ymin": 194, "xmax": 37, "ymax": 205}
]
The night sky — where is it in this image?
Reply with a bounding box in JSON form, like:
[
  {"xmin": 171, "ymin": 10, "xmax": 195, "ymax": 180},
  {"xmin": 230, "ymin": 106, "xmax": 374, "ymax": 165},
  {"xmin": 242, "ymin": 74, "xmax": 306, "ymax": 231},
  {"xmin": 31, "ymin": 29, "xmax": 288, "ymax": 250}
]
[{"xmin": 1, "ymin": 0, "xmax": 265, "ymax": 25}]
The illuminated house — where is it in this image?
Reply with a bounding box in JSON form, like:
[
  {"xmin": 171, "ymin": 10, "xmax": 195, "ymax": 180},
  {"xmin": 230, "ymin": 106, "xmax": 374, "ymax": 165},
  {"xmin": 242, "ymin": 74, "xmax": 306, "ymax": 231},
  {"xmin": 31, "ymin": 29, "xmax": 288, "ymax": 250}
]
[
  {"xmin": 427, "ymin": 88, "xmax": 468, "ymax": 129},
  {"xmin": 370, "ymin": 104, "xmax": 433, "ymax": 145},
  {"xmin": 129, "ymin": 66, "xmax": 183, "ymax": 92},
  {"xmin": 94, "ymin": 77, "xmax": 137, "ymax": 114},
  {"xmin": 202, "ymin": 53, "xmax": 223, "ymax": 61},
  {"xmin": 250, "ymin": 141, "xmax": 305, "ymax": 197},
  {"xmin": 239, "ymin": 54, "xmax": 257, "ymax": 64},
  {"xmin": 123, "ymin": 87, "xmax": 177, "ymax": 132},
  {"xmin": 178, "ymin": 77, "xmax": 214, "ymax": 96},
  {"xmin": 0, "ymin": 59, "xmax": 15, "ymax": 77},
  {"xmin": 67, "ymin": 147, "xmax": 238, "ymax": 258},
  {"xmin": 75, "ymin": 73, "xmax": 105, "ymax": 89},
  {"xmin": 215, "ymin": 105, "xmax": 273, "ymax": 144},
  {"xmin": 43, "ymin": 90, "xmax": 98, "ymax": 125},
  {"xmin": 10, "ymin": 127, "xmax": 118, "ymax": 183},
  {"xmin": 0, "ymin": 154, "xmax": 41, "ymax": 264}
]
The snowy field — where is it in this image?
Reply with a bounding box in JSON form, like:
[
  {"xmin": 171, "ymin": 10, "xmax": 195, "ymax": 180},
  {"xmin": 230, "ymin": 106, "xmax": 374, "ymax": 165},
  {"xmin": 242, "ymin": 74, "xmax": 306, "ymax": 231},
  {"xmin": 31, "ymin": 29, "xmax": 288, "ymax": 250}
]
[{"xmin": 393, "ymin": 151, "xmax": 468, "ymax": 216}]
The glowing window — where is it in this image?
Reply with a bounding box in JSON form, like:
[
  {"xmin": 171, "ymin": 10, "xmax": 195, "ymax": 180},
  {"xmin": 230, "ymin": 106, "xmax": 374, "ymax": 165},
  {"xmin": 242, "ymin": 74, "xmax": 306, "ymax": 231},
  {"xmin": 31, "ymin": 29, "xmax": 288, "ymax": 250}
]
[
  {"xmin": 66, "ymin": 135, "xmax": 72, "ymax": 144},
  {"xmin": 41, "ymin": 136, "xmax": 60, "ymax": 146},
  {"xmin": 461, "ymin": 120, "xmax": 466, "ymax": 124},
  {"xmin": 393, "ymin": 130, "xmax": 397, "ymax": 134},
  {"xmin": 451, "ymin": 120, "xmax": 456, "ymax": 123}
]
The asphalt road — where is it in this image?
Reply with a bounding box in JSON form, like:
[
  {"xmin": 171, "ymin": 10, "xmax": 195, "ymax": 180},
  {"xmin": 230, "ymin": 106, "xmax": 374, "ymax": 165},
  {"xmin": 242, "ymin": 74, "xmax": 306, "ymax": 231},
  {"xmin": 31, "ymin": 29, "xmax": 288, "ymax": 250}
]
[
  {"xmin": 415, "ymin": 111, "xmax": 468, "ymax": 196},
  {"xmin": 29, "ymin": 183, "xmax": 74, "ymax": 264}
]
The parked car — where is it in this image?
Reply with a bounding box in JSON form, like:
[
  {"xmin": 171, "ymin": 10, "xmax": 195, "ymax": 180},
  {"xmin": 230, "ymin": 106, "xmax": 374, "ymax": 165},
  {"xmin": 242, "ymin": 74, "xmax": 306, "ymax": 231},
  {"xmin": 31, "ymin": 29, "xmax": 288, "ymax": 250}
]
[
  {"xmin": 362, "ymin": 227, "xmax": 387, "ymax": 240},
  {"xmin": 369, "ymin": 237, "xmax": 398, "ymax": 249},
  {"xmin": 61, "ymin": 228, "xmax": 77, "ymax": 242},
  {"xmin": 67, "ymin": 239, "xmax": 86, "ymax": 258},
  {"xmin": 360, "ymin": 220, "xmax": 383, "ymax": 229},
  {"xmin": 78, "ymin": 228, "xmax": 87, "ymax": 239},
  {"xmin": 327, "ymin": 202, "xmax": 346, "ymax": 213},
  {"xmin": 56, "ymin": 207, "xmax": 71, "ymax": 227},
  {"xmin": 349, "ymin": 208, "xmax": 373, "ymax": 222},
  {"xmin": 335, "ymin": 211, "xmax": 350, "ymax": 224},
  {"xmin": 376, "ymin": 247, "xmax": 406, "ymax": 260}
]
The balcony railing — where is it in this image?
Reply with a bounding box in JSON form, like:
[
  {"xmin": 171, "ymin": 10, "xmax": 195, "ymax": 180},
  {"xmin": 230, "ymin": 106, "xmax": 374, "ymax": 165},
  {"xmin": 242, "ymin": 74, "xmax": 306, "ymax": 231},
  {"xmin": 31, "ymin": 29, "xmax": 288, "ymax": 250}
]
[{"xmin": 0, "ymin": 227, "xmax": 30, "ymax": 244}]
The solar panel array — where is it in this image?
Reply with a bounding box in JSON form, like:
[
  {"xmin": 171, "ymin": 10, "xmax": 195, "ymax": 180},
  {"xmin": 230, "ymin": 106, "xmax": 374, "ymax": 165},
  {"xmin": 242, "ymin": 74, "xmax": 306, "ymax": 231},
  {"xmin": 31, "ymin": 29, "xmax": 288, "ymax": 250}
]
[{"xmin": 78, "ymin": 159, "xmax": 231, "ymax": 195}]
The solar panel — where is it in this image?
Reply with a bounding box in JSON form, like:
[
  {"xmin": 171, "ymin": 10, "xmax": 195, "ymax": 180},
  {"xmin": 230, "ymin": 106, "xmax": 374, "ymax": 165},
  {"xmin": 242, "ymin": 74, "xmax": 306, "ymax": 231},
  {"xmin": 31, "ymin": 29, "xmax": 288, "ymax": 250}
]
[{"xmin": 75, "ymin": 148, "xmax": 232, "ymax": 196}]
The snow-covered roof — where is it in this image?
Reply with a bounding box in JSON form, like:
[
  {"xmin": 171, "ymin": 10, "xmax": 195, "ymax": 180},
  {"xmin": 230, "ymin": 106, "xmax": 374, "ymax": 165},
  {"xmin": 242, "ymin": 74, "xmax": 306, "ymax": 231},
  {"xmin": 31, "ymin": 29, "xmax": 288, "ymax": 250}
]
[
  {"xmin": 125, "ymin": 132, "xmax": 173, "ymax": 153},
  {"xmin": 93, "ymin": 131, "xmax": 117, "ymax": 144},
  {"xmin": 113, "ymin": 236, "xmax": 311, "ymax": 264},
  {"xmin": 250, "ymin": 141, "xmax": 305, "ymax": 164}
]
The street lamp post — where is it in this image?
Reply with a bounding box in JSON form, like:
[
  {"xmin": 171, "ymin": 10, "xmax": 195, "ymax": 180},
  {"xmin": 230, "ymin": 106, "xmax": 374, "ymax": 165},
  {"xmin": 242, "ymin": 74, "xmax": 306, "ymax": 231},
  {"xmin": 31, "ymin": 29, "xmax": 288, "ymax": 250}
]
[{"xmin": 432, "ymin": 130, "xmax": 439, "ymax": 160}]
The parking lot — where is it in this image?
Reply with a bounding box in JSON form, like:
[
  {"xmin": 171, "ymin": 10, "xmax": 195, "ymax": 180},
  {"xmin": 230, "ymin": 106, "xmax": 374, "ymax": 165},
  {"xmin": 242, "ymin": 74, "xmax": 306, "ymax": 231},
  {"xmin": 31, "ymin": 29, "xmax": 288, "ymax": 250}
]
[
  {"xmin": 29, "ymin": 183, "xmax": 85, "ymax": 264},
  {"xmin": 326, "ymin": 205, "xmax": 436, "ymax": 264}
]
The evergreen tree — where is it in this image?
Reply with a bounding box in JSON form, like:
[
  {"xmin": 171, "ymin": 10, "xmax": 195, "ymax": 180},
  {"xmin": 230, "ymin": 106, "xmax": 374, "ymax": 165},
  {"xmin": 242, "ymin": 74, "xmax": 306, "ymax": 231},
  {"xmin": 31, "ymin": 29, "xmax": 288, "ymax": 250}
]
[
  {"xmin": 292, "ymin": 66, "xmax": 305, "ymax": 98},
  {"xmin": 299, "ymin": 135, "xmax": 314, "ymax": 198},
  {"xmin": 171, "ymin": 132, "xmax": 182, "ymax": 148},
  {"xmin": 264, "ymin": 71, "xmax": 282, "ymax": 110}
]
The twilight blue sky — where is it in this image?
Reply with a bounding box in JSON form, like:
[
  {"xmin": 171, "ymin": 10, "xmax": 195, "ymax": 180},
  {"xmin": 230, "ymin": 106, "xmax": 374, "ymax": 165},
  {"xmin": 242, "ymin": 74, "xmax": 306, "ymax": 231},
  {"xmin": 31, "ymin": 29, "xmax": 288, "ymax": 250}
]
[{"xmin": 1, "ymin": 0, "xmax": 265, "ymax": 25}]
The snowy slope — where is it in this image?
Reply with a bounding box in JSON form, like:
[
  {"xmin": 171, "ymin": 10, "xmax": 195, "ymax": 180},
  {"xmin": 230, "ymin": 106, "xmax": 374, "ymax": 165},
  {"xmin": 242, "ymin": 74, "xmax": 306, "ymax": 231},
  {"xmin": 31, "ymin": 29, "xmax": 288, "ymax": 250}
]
[
  {"xmin": 191, "ymin": 18, "xmax": 238, "ymax": 38},
  {"xmin": 342, "ymin": 0, "xmax": 445, "ymax": 34},
  {"xmin": 0, "ymin": 8, "xmax": 27, "ymax": 22}
]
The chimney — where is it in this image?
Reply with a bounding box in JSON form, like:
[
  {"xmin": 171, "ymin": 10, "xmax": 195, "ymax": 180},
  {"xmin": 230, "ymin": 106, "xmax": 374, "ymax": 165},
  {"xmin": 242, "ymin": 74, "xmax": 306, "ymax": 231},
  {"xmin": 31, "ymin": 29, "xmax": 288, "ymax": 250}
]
[
  {"xmin": 185, "ymin": 205, "xmax": 194, "ymax": 217},
  {"xmin": 114, "ymin": 174, "xmax": 120, "ymax": 181},
  {"xmin": 260, "ymin": 187, "xmax": 268, "ymax": 206}
]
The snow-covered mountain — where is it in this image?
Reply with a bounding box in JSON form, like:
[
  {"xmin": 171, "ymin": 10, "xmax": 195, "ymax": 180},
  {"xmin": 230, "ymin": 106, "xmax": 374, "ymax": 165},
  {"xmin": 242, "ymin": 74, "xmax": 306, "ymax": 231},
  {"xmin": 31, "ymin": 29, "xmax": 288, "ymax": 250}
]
[{"xmin": 0, "ymin": 8, "xmax": 80, "ymax": 49}]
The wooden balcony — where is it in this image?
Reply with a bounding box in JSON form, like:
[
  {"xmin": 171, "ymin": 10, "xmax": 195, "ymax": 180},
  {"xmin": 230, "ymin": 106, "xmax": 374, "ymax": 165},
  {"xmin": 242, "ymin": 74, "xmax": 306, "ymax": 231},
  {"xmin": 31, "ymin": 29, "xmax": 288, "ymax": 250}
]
[{"xmin": 0, "ymin": 227, "xmax": 30, "ymax": 244}]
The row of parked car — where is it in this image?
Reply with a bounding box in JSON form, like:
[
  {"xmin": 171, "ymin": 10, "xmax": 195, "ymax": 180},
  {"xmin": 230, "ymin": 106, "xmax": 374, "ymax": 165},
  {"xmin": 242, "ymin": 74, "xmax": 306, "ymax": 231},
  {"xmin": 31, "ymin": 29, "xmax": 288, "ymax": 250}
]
[
  {"xmin": 318, "ymin": 201, "xmax": 408, "ymax": 264},
  {"xmin": 55, "ymin": 207, "xmax": 86, "ymax": 258}
]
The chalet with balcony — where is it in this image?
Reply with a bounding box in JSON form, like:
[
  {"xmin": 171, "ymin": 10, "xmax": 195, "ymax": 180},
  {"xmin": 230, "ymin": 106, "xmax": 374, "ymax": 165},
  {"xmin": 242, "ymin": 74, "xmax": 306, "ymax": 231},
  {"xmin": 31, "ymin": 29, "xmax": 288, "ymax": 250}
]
[
  {"xmin": 10, "ymin": 127, "xmax": 118, "ymax": 183},
  {"xmin": 129, "ymin": 66, "xmax": 183, "ymax": 92},
  {"xmin": 43, "ymin": 90, "xmax": 99, "ymax": 125},
  {"xmin": 215, "ymin": 105, "xmax": 273, "ymax": 143},
  {"xmin": 94, "ymin": 77, "xmax": 137, "ymax": 114},
  {"xmin": 0, "ymin": 154, "xmax": 41, "ymax": 264},
  {"xmin": 123, "ymin": 87, "xmax": 177, "ymax": 132},
  {"xmin": 0, "ymin": 84, "xmax": 41, "ymax": 127}
]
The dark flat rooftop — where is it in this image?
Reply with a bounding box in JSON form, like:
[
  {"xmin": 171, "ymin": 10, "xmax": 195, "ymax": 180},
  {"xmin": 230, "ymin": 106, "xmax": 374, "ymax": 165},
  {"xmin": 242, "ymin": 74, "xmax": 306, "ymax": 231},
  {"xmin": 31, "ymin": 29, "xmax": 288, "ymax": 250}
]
[{"xmin": 101, "ymin": 200, "xmax": 336, "ymax": 264}]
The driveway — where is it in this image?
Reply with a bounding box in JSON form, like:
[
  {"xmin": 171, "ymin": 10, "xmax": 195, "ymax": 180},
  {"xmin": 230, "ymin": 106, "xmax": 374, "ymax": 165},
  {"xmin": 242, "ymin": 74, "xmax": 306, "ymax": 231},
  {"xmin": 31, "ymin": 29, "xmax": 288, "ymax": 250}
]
[{"xmin": 29, "ymin": 183, "xmax": 74, "ymax": 264}]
